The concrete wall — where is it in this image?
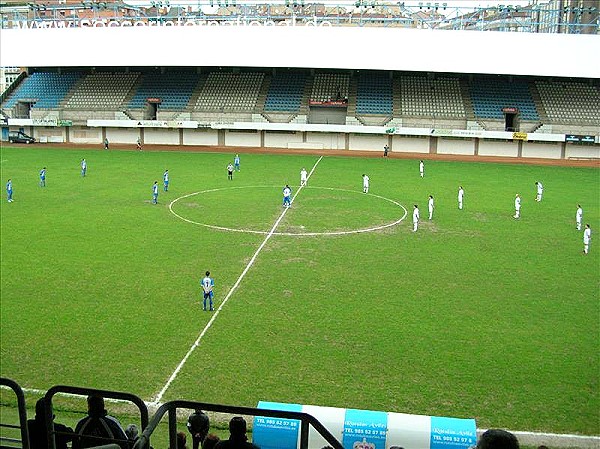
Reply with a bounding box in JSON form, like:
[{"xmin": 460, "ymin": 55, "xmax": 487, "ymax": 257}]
[
  {"xmin": 34, "ymin": 127, "xmax": 66, "ymax": 143},
  {"xmin": 144, "ymin": 128, "xmax": 180, "ymax": 145},
  {"xmin": 565, "ymin": 145, "xmax": 600, "ymax": 159},
  {"xmin": 522, "ymin": 141, "xmax": 562, "ymax": 159},
  {"xmin": 70, "ymin": 126, "xmax": 102, "ymax": 144},
  {"xmin": 349, "ymin": 134, "xmax": 387, "ymax": 151},
  {"xmin": 391, "ymin": 136, "xmax": 429, "ymax": 153},
  {"xmin": 225, "ymin": 130, "xmax": 261, "ymax": 147},
  {"xmin": 184, "ymin": 129, "xmax": 219, "ymax": 146},
  {"xmin": 437, "ymin": 138, "xmax": 475, "ymax": 155},
  {"xmin": 479, "ymin": 140, "xmax": 519, "ymax": 157},
  {"xmin": 264, "ymin": 132, "xmax": 302, "ymax": 148},
  {"xmin": 106, "ymin": 128, "xmax": 140, "ymax": 144},
  {"xmin": 306, "ymin": 132, "xmax": 345, "ymax": 150}
]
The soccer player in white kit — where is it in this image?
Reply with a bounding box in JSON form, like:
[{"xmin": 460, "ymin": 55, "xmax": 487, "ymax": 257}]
[
  {"xmin": 535, "ymin": 181, "xmax": 543, "ymax": 202},
  {"xmin": 428, "ymin": 195, "xmax": 434, "ymax": 220},
  {"xmin": 458, "ymin": 186, "xmax": 464, "ymax": 210},
  {"xmin": 412, "ymin": 204, "xmax": 420, "ymax": 232},
  {"xmin": 300, "ymin": 168, "xmax": 308, "ymax": 187},
  {"xmin": 362, "ymin": 174, "xmax": 370, "ymax": 193},
  {"xmin": 514, "ymin": 194, "xmax": 521, "ymax": 219},
  {"xmin": 576, "ymin": 205, "xmax": 583, "ymax": 230},
  {"xmin": 583, "ymin": 224, "xmax": 591, "ymax": 254},
  {"xmin": 419, "ymin": 160, "xmax": 424, "ymax": 178}
]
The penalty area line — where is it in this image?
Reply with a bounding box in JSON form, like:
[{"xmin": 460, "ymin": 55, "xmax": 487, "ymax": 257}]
[{"xmin": 150, "ymin": 156, "xmax": 323, "ymax": 405}]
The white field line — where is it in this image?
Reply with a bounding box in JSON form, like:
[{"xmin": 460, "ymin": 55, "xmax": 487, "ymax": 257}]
[
  {"xmin": 150, "ymin": 156, "xmax": 323, "ymax": 405},
  {"xmin": 2, "ymin": 386, "xmax": 599, "ymax": 446},
  {"xmin": 170, "ymin": 187, "xmax": 407, "ymax": 236}
]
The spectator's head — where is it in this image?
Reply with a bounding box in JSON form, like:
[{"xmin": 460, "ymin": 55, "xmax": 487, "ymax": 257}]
[
  {"xmin": 476, "ymin": 429, "xmax": 519, "ymax": 449},
  {"xmin": 87, "ymin": 395, "xmax": 107, "ymax": 418},
  {"xmin": 228, "ymin": 417, "xmax": 248, "ymax": 440},
  {"xmin": 187, "ymin": 409, "xmax": 209, "ymax": 439},
  {"xmin": 202, "ymin": 434, "xmax": 220, "ymax": 449},
  {"xmin": 177, "ymin": 432, "xmax": 187, "ymax": 449},
  {"xmin": 34, "ymin": 398, "xmax": 54, "ymax": 421},
  {"xmin": 125, "ymin": 424, "xmax": 139, "ymax": 441}
]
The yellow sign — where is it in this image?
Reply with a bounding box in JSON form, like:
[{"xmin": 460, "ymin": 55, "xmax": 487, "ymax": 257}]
[{"xmin": 513, "ymin": 132, "xmax": 528, "ymax": 141}]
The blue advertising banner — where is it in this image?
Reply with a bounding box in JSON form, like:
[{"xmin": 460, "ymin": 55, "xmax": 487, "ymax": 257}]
[
  {"xmin": 342, "ymin": 408, "xmax": 388, "ymax": 449},
  {"xmin": 430, "ymin": 416, "xmax": 477, "ymax": 449},
  {"xmin": 253, "ymin": 401, "xmax": 302, "ymax": 449}
]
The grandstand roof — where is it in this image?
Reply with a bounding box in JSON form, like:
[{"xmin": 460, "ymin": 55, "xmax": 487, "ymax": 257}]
[{"xmin": 1, "ymin": 25, "xmax": 598, "ymax": 78}]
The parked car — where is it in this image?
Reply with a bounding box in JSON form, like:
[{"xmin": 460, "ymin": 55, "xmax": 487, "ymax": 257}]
[{"xmin": 8, "ymin": 131, "xmax": 35, "ymax": 144}]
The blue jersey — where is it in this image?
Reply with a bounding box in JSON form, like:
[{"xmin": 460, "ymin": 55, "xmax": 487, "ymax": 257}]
[
  {"xmin": 153, "ymin": 184, "xmax": 158, "ymax": 195},
  {"xmin": 234, "ymin": 156, "xmax": 240, "ymax": 166},
  {"xmin": 163, "ymin": 171, "xmax": 169, "ymax": 183},
  {"xmin": 201, "ymin": 276, "xmax": 214, "ymax": 297},
  {"xmin": 39, "ymin": 169, "xmax": 46, "ymax": 180},
  {"xmin": 6, "ymin": 181, "xmax": 12, "ymax": 193}
]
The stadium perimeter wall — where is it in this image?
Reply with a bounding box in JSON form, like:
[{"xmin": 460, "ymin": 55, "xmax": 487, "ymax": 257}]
[{"xmin": 6, "ymin": 124, "xmax": 599, "ymax": 160}]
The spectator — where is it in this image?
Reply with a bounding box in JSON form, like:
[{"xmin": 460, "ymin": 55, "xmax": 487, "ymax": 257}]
[
  {"xmin": 72, "ymin": 395, "xmax": 128, "ymax": 449},
  {"xmin": 203, "ymin": 434, "xmax": 220, "ymax": 449},
  {"xmin": 177, "ymin": 431, "xmax": 188, "ymax": 449},
  {"xmin": 187, "ymin": 409, "xmax": 210, "ymax": 449},
  {"xmin": 476, "ymin": 429, "xmax": 519, "ymax": 449},
  {"xmin": 125, "ymin": 424, "xmax": 139, "ymax": 442},
  {"xmin": 214, "ymin": 417, "xmax": 258, "ymax": 449},
  {"xmin": 27, "ymin": 398, "xmax": 74, "ymax": 449}
]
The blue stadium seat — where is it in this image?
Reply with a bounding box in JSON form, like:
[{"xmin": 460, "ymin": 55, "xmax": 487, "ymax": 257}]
[
  {"xmin": 264, "ymin": 72, "xmax": 307, "ymax": 113},
  {"xmin": 470, "ymin": 78, "xmax": 539, "ymax": 120},
  {"xmin": 3, "ymin": 72, "xmax": 81, "ymax": 109}
]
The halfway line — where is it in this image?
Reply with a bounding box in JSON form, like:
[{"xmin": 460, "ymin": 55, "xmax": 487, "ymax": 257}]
[{"xmin": 150, "ymin": 155, "xmax": 324, "ymax": 404}]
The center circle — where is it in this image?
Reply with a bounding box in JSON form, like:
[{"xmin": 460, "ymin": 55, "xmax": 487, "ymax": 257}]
[{"xmin": 169, "ymin": 186, "xmax": 407, "ymax": 236}]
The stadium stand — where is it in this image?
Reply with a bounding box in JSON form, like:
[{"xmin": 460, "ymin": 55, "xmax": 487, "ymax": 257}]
[
  {"xmin": 399, "ymin": 74, "xmax": 466, "ymax": 118},
  {"xmin": 0, "ymin": 379, "xmax": 344, "ymax": 449},
  {"xmin": 128, "ymin": 71, "xmax": 200, "ymax": 110},
  {"xmin": 310, "ymin": 73, "xmax": 350, "ymax": 103},
  {"xmin": 3, "ymin": 72, "xmax": 81, "ymax": 110},
  {"xmin": 64, "ymin": 72, "xmax": 140, "ymax": 109},
  {"xmin": 264, "ymin": 71, "xmax": 307, "ymax": 113},
  {"xmin": 193, "ymin": 72, "xmax": 264, "ymax": 112},
  {"xmin": 355, "ymin": 72, "xmax": 393, "ymax": 115},
  {"xmin": 535, "ymin": 80, "xmax": 600, "ymax": 125},
  {"xmin": 470, "ymin": 77, "xmax": 539, "ymax": 121}
]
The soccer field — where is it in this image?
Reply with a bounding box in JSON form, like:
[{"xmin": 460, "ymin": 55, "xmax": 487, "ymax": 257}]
[{"xmin": 0, "ymin": 146, "xmax": 598, "ymax": 436}]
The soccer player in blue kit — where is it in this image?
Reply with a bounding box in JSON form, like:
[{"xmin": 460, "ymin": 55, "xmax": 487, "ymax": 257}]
[
  {"xmin": 6, "ymin": 179, "xmax": 13, "ymax": 202},
  {"xmin": 152, "ymin": 181, "xmax": 159, "ymax": 204},
  {"xmin": 39, "ymin": 167, "xmax": 46, "ymax": 187},
  {"xmin": 163, "ymin": 170, "xmax": 169, "ymax": 191},
  {"xmin": 201, "ymin": 271, "xmax": 214, "ymax": 311},
  {"xmin": 283, "ymin": 184, "xmax": 292, "ymax": 207},
  {"xmin": 234, "ymin": 154, "xmax": 240, "ymax": 172}
]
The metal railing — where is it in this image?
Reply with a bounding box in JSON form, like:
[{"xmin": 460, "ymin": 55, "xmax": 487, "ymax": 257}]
[
  {"xmin": 43, "ymin": 386, "xmax": 149, "ymax": 449},
  {"xmin": 0, "ymin": 377, "xmax": 30, "ymax": 449},
  {"xmin": 133, "ymin": 400, "xmax": 344, "ymax": 449}
]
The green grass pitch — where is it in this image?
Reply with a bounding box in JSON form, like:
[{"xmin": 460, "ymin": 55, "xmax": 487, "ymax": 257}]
[{"xmin": 1, "ymin": 146, "xmax": 598, "ymax": 436}]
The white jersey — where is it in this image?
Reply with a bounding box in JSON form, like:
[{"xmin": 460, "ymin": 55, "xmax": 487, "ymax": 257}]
[
  {"xmin": 584, "ymin": 228, "xmax": 591, "ymax": 244},
  {"xmin": 458, "ymin": 188, "xmax": 464, "ymax": 201},
  {"xmin": 428, "ymin": 197, "xmax": 434, "ymax": 211},
  {"xmin": 576, "ymin": 207, "xmax": 583, "ymax": 222},
  {"xmin": 413, "ymin": 207, "xmax": 420, "ymax": 222},
  {"xmin": 515, "ymin": 196, "xmax": 521, "ymax": 210},
  {"xmin": 537, "ymin": 183, "xmax": 543, "ymax": 194},
  {"xmin": 300, "ymin": 169, "xmax": 307, "ymax": 182},
  {"xmin": 419, "ymin": 161, "xmax": 424, "ymax": 174},
  {"xmin": 363, "ymin": 175, "xmax": 370, "ymax": 187},
  {"xmin": 283, "ymin": 187, "xmax": 291, "ymax": 197}
]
